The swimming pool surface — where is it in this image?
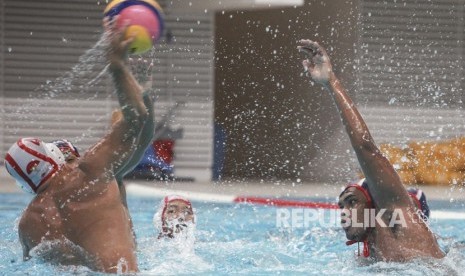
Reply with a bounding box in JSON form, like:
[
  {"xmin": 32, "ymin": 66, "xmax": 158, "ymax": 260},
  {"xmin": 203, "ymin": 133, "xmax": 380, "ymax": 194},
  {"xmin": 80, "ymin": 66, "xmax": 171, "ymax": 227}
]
[{"xmin": 1, "ymin": 192, "xmax": 465, "ymax": 275}]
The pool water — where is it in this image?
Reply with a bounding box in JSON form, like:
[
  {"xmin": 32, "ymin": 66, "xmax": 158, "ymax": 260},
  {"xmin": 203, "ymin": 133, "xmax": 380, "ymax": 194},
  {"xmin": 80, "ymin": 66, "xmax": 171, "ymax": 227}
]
[{"xmin": 1, "ymin": 193, "xmax": 465, "ymax": 275}]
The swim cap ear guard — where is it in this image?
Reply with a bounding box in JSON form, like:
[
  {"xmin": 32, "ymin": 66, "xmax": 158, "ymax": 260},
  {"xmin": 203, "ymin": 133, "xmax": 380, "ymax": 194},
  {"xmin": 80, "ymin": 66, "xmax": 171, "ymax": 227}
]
[
  {"xmin": 340, "ymin": 178, "xmax": 373, "ymax": 257},
  {"xmin": 4, "ymin": 138, "xmax": 65, "ymax": 194},
  {"xmin": 407, "ymin": 188, "xmax": 430, "ymax": 221},
  {"xmin": 340, "ymin": 178, "xmax": 373, "ymax": 208},
  {"xmin": 50, "ymin": 139, "xmax": 80, "ymax": 159}
]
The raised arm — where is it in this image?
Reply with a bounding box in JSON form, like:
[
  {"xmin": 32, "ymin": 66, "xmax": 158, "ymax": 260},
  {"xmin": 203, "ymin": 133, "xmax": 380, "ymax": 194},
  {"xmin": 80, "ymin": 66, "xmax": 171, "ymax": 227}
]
[
  {"xmin": 116, "ymin": 58, "xmax": 155, "ymax": 179},
  {"xmin": 297, "ymin": 40, "xmax": 411, "ymax": 208},
  {"xmin": 112, "ymin": 93, "xmax": 154, "ymax": 207},
  {"xmin": 79, "ymin": 18, "xmax": 149, "ymax": 181}
]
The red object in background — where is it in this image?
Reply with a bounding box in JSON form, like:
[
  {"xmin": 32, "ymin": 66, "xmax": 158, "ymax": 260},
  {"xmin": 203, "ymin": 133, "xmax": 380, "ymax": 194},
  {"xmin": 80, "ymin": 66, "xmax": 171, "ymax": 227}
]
[{"xmin": 153, "ymin": 140, "xmax": 174, "ymax": 164}]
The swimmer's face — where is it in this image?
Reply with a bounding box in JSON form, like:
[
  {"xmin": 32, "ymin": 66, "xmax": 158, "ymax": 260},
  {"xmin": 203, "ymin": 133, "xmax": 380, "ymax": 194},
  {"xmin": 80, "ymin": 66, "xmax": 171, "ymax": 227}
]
[
  {"xmin": 338, "ymin": 187, "xmax": 370, "ymax": 241},
  {"xmin": 64, "ymin": 151, "xmax": 79, "ymax": 163},
  {"xmin": 51, "ymin": 140, "xmax": 80, "ymax": 165},
  {"xmin": 59, "ymin": 150, "xmax": 79, "ymax": 170},
  {"xmin": 162, "ymin": 200, "xmax": 194, "ymax": 234}
]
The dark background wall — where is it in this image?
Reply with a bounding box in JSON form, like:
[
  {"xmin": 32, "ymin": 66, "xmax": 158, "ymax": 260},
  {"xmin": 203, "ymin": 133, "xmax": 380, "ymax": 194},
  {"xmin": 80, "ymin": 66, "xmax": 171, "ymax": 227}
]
[{"xmin": 215, "ymin": 0, "xmax": 361, "ymax": 183}]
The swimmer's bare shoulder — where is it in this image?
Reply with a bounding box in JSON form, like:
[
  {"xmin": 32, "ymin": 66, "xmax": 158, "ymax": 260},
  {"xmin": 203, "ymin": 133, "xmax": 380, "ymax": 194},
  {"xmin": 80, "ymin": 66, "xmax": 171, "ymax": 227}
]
[
  {"xmin": 373, "ymin": 212, "xmax": 444, "ymax": 260},
  {"xmin": 18, "ymin": 160, "xmax": 135, "ymax": 271},
  {"xmin": 18, "ymin": 188, "xmax": 85, "ymax": 265}
]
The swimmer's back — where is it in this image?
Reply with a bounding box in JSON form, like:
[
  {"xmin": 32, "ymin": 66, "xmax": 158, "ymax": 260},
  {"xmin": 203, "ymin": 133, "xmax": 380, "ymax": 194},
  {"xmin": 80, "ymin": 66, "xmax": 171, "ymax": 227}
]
[{"xmin": 18, "ymin": 164, "xmax": 137, "ymax": 272}]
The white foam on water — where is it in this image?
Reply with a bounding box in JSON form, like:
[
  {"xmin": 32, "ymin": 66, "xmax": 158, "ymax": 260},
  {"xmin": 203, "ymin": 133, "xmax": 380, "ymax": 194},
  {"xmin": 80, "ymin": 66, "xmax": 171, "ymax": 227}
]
[{"xmin": 430, "ymin": 211, "xmax": 465, "ymax": 220}]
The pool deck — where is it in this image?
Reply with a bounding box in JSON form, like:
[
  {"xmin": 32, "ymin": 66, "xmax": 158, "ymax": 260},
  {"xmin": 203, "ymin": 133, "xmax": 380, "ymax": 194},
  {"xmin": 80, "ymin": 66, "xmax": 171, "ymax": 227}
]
[{"xmin": 1, "ymin": 169, "xmax": 465, "ymax": 201}]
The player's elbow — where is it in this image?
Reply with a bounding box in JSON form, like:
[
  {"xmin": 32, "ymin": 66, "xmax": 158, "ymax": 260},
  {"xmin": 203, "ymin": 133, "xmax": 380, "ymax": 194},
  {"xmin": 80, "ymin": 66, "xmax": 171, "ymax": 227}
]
[
  {"xmin": 134, "ymin": 111, "xmax": 149, "ymax": 133},
  {"xmin": 136, "ymin": 109, "xmax": 149, "ymax": 126},
  {"xmin": 124, "ymin": 108, "xmax": 148, "ymax": 132}
]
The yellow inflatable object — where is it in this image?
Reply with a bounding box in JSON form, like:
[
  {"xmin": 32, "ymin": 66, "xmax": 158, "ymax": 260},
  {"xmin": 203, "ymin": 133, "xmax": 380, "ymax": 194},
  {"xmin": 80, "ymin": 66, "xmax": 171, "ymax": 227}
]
[{"xmin": 376, "ymin": 137, "xmax": 465, "ymax": 186}]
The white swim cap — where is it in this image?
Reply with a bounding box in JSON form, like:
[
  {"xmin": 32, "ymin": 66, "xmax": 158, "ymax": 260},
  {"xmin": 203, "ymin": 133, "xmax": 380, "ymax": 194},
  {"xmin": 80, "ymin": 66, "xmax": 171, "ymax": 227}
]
[
  {"xmin": 4, "ymin": 138, "xmax": 65, "ymax": 194},
  {"xmin": 154, "ymin": 195, "xmax": 195, "ymax": 234}
]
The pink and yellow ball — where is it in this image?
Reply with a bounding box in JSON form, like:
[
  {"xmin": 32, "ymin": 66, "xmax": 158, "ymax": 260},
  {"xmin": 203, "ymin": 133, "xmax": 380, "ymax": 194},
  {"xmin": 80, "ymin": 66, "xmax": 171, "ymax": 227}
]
[{"xmin": 104, "ymin": 0, "xmax": 164, "ymax": 54}]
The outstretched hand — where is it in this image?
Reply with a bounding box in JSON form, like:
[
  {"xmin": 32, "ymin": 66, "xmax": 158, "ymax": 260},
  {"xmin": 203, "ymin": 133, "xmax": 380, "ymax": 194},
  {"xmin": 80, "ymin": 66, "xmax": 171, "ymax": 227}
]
[
  {"xmin": 103, "ymin": 16, "xmax": 134, "ymax": 68},
  {"xmin": 297, "ymin": 40, "xmax": 333, "ymax": 85}
]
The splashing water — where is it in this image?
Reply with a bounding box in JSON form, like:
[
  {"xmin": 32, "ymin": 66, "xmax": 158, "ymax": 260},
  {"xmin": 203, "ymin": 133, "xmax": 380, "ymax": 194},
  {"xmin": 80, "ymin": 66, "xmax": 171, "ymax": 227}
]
[
  {"xmin": 5, "ymin": 33, "xmax": 114, "ymax": 151},
  {"xmin": 1, "ymin": 194, "xmax": 465, "ymax": 275},
  {"xmin": 5, "ymin": 31, "xmax": 159, "ymax": 151},
  {"xmin": 30, "ymin": 33, "xmax": 111, "ymax": 101}
]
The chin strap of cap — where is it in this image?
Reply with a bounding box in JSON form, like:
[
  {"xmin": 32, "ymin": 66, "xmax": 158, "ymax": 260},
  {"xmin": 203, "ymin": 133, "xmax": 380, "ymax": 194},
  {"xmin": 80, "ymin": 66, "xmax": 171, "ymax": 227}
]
[
  {"xmin": 346, "ymin": 239, "xmax": 370, "ymax": 257},
  {"xmin": 341, "ymin": 179, "xmax": 373, "ymax": 258}
]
